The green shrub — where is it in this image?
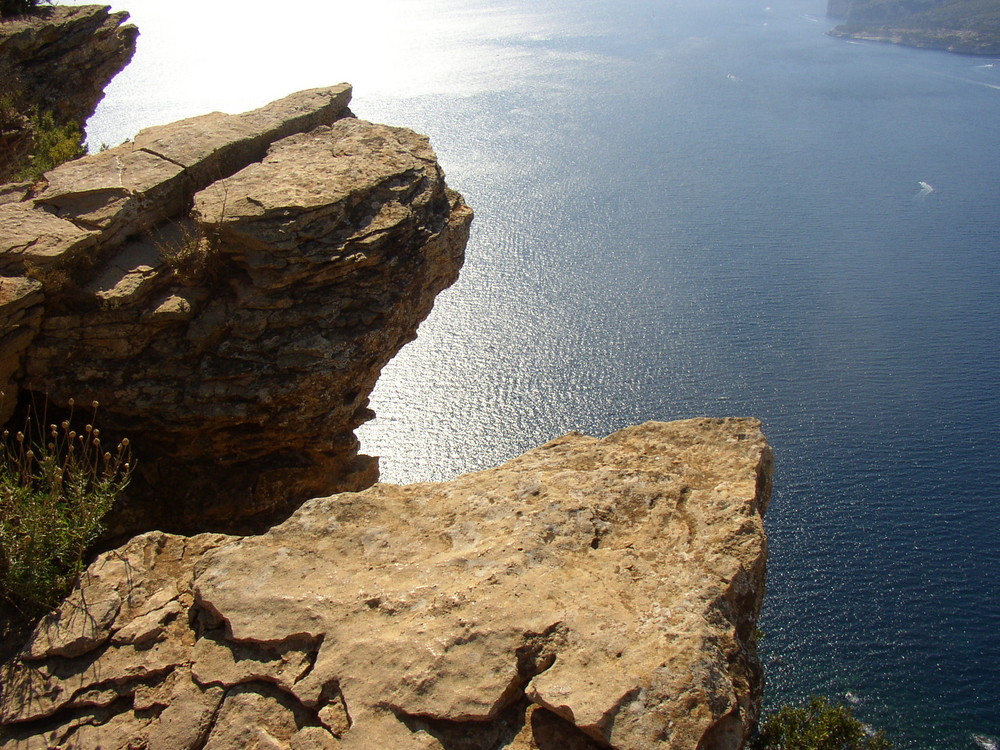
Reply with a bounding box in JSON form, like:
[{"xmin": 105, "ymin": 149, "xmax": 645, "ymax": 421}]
[
  {"xmin": 753, "ymin": 695, "xmax": 892, "ymax": 750},
  {"xmin": 0, "ymin": 88, "xmax": 84, "ymax": 183},
  {"xmin": 17, "ymin": 109, "xmax": 86, "ymax": 181},
  {"xmin": 0, "ymin": 399, "xmax": 132, "ymax": 618}
]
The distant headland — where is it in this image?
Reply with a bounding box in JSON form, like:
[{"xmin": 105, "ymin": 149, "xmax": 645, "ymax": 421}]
[{"xmin": 827, "ymin": 0, "xmax": 1000, "ymax": 55}]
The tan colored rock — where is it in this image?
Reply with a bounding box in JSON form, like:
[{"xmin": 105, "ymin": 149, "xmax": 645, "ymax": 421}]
[
  {"xmin": 0, "ymin": 418, "xmax": 772, "ymax": 750},
  {"xmin": 0, "ymin": 184, "xmax": 30, "ymax": 207},
  {"xmin": 34, "ymin": 145, "xmax": 189, "ymax": 238},
  {"xmin": 0, "ymin": 277, "xmax": 43, "ymax": 318},
  {"xmin": 144, "ymin": 670, "xmax": 225, "ymax": 750},
  {"xmin": 133, "ymin": 84, "xmax": 352, "ymax": 186},
  {"xmin": 0, "ymin": 201, "xmax": 99, "ymax": 274},
  {"xmin": 30, "ymin": 85, "xmax": 354, "ymax": 248},
  {"xmin": 1, "ymin": 86, "xmax": 468, "ymax": 533}
]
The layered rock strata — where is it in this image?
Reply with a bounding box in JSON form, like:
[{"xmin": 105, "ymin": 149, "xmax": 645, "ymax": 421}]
[
  {"xmin": 0, "ymin": 84, "xmax": 472, "ymax": 533},
  {"xmin": 0, "ymin": 4, "xmax": 137, "ymax": 182},
  {"xmin": 0, "ymin": 4, "xmax": 136, "ymax": 127},
  {"xmin": 0, "ymin": 418, "xmax": 773, "ymax": 750}
]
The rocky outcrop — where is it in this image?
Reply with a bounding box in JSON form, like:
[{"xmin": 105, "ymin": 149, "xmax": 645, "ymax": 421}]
[
  {"xmin": 826, "ymin": 0, "xmax": 1000, "ymax": 54},
  {"xmin": 0, "ymin": 4, "xmax": 137, "ymax": 128},
  {"xmin": 0, "ymin": 418, "xmax": 773, "ymax": 750},
  {"xmin": 0, "ymin": 84, "xmax": 472, "ymax": 534}
]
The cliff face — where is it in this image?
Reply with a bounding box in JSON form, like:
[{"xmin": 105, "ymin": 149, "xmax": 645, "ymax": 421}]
[
  {"xmin": 0, "ymin": 418, "xmax": 774, "ymax": 750},
  {"xmin": 0, "ymin": 4, "xmax": 136, "ymax": 126},
  {"xmin": 0, "ymin": 4, "xmax": 137, "ymax": 181},
  {"xmin": 0, "ymin": 85, "xmax": 472, "ymax": 534}
]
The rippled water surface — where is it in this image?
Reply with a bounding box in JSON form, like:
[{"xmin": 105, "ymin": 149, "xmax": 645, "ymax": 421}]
[{"xmin": 76, "ymin": 0, "xmax": 1000, "ymax": 745}]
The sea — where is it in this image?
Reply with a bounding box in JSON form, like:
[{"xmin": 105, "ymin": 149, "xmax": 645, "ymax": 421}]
[{"xmin": 68, "ymin": 0, "xmax": 1000, "ymax": 746}]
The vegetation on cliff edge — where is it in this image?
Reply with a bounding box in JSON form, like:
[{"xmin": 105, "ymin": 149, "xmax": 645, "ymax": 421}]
[
  {"xmin": 0, "ymin": 399, "xmax": 131, "ymax": 624},
  {"xmin": 753, "ymin": 695, "xmax": 893, "ymax": 749},
  {"xmin": 0, "ymin": 90, "xmax": 85, "ymax": 184}
]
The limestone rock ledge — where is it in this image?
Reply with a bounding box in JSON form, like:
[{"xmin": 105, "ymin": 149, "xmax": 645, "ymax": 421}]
[
  {"xmin": 0, "ymin": 418, "xmax": 773, "ymax": 750},
  {"xmin": 0, "ymin": 84, "xmax": 472, "ymax": 534}
]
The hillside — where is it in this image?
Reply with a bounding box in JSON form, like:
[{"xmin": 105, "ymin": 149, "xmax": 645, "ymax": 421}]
[{"xmin": 828, "ymin": 0, "xmax": 1000, "ymax": 54}]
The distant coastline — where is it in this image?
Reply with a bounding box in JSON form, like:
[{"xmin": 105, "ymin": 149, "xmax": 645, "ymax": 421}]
[{"xmin": 827, "ymin": 0, "xmax": 1000, "ymax": 55}]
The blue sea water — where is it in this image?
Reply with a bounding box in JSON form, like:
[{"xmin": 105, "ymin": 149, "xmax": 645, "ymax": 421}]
[{"xmin": 76, "ymin": 0, "xmax": 1000, "ymax": 746}]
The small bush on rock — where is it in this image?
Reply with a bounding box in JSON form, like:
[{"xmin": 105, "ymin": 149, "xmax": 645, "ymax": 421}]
[
  {"xmin": 753, "ymin": 695, "xmax": 892, "ymax": 750},
  {"xmin": 0, "ymin": 72, "xmax": 85, "ymax": 183},
  {"xmin": 17, "ymin": 109, "xmax": 86, "ymax": 180},
  {"xmin": 0, "ymin": 399, "xmax": 132, "ymax": 619}
]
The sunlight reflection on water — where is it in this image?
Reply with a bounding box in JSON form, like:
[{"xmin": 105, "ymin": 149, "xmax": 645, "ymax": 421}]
[{"xmin": 68, "ymin": 0, "xmax": 617, "ymax": 149}]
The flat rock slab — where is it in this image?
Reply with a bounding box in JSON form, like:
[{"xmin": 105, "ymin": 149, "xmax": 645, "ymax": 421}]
[
  {"xmin": 0, "ymin": 201, "xmax": 99, "ymax": 274},
  {"xmin": 0, "ymin": 418, "xmax": 772, "ymax": 750},
  {"xmin": 132, "ymin": 84, "xmax": 352, "ymax": 186}
]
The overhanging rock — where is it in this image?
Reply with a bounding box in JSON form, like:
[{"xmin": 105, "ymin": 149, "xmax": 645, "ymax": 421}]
[{"xmin": 0, "ymin": 84, "xmax": 472, "ymax": 534}]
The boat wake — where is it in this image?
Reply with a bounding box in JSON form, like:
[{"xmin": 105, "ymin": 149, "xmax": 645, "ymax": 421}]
[
  {"xmin": 973, "ymin": 734, "xmax": 999, "ymax": 750},
  {"xmin": 913, "ymin": 181, "xmax": 935, "ymax": 200}
]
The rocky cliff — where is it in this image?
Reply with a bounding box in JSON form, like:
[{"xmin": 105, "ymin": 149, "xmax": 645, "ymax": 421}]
[
  {"xmin": 0, "ymin": 418, "xmax": 774, "ymax": 750},
  {"xmin": 0, "ymin": 84, "xmax": 472, "ymax": 534},
  {"xmin": 0, "ymin": 4, "xmax": 137, "ymax": 127},
  {"xmin": 0, "ymin": 4, "xmax": 137, "ymax": 182},
  {"xmin": 826, "ymin": 0, "xmax": 1000, "ymax": 54}
]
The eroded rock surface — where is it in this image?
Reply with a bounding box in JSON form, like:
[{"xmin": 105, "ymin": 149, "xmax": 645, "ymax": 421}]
[
  {"xmin": 0, "ymin": 418, "xmax": 773, "ymax": 749},
  {"xmin": 0, "ymin": 5, "xmax": 137, "ymax": 127},
  {"xmin": 0, "ymin": 84, "xmax": 472, "ymax": 533},
  {"xmin": 0, "ymin": 5, "xmax": 137, "ymax": 183}
]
